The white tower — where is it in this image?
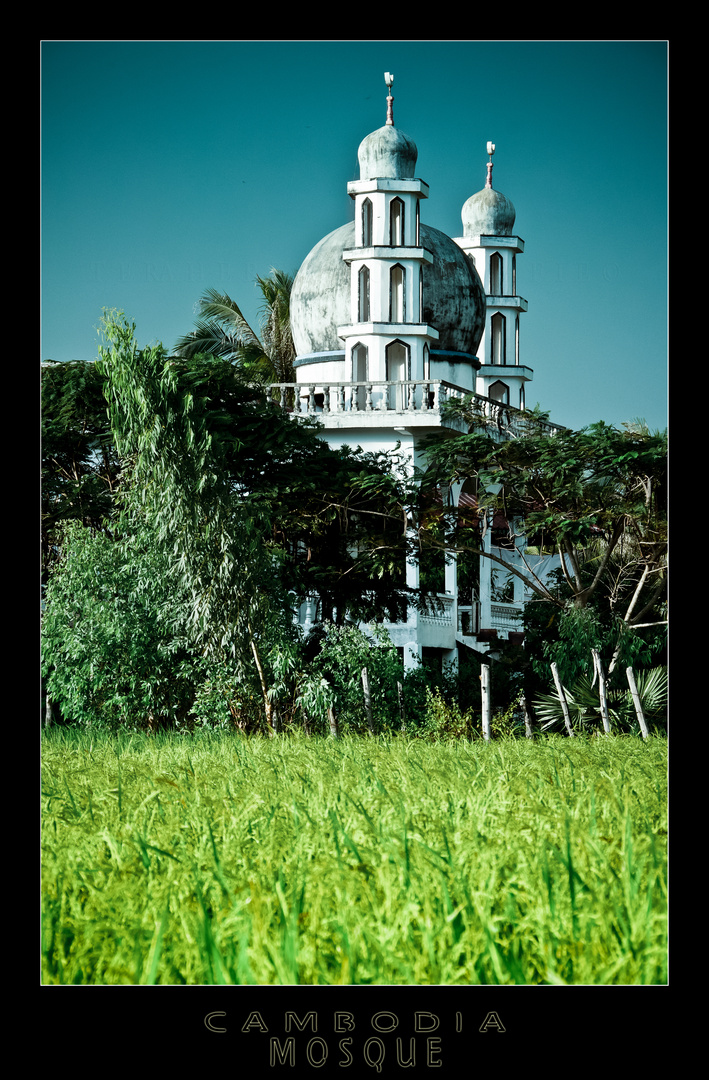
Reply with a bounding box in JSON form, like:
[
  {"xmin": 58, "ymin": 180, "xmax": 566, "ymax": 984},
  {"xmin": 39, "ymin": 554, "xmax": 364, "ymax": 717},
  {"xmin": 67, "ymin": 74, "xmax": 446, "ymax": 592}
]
[
  {"xmin": 338, "ymin": 73, "xmax": 439, "ymax": 405},
  {"xmin": 454, "ymin": 144, "xmax": 533, "ymax": 412},
  {"xmin": 288, "ymin": 75, "xmax": 488, "ymax": 668}
]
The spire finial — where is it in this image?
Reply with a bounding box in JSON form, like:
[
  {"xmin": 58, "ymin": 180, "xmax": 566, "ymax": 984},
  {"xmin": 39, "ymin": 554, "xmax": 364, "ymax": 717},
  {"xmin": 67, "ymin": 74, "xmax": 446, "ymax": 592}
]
[
  {"xmin": 485, "ymin": 141, "xmax": 495, "ymax": 189},
  {"xmin": 384, "ymin": 72, "xmax": 394, "ymax": 125}
]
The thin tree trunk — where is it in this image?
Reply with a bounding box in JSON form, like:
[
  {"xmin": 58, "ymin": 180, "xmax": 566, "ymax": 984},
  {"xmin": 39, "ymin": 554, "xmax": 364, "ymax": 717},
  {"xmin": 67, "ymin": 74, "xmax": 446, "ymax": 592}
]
[
  {"xmin": 361, "ymin": 668, "xmax": 375, "ymax": 735},
  {"xmin": 591, "ymin": 649, "xmax": 612, "ymax": 734},
  {"xmin": 626, "ymin": 667, "xmax": 650, "ymax": 740},
  {"xmin": 250, "ymin": 632, "xmax": 276, "ymax": 734},
  {"xmin": 551, "ymin": 662, "xmax": 575, "ymax": 737},
  {"xmin": 522, "ymin": 695, "xmax": 534, "ymax": 739},
  {"xmin": 328, "ymin": 705, "xmax": 340, "ymax": 739},
  {"xmin": 608, "ymin": 565, "xmax": 650, "ymax": 675},
  {"xmin": 481, "ymin": 664, "xmax": 491, "ymax": 741},
  {"xmin": 397, "ymin": 681, "xmax": 406, "ymax": 734}
]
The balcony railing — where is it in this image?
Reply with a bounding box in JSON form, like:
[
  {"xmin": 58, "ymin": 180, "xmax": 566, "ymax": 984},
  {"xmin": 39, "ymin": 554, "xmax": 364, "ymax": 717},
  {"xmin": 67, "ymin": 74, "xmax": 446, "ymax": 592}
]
[
  {"xmin": 266, "ymin": 382, "xmax": 564, "ymax": 437},
  {"xmin": 267, "ymin": 380, "xmax": 469, "ymax": 416},
  {"xmin": 419, "ymin": 594, "xmax": 454, "ymax": 627},
  {"xmin": 490, "ymin": 602, "xmax": 524, "ymax": 635}
]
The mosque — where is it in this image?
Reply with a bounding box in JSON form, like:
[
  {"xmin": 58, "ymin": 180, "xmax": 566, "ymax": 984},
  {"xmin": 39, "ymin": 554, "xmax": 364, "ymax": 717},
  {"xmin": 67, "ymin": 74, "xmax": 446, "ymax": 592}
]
[{"xmin": 275, "ymin": 74, "xmax": 564, "ymax": 670}]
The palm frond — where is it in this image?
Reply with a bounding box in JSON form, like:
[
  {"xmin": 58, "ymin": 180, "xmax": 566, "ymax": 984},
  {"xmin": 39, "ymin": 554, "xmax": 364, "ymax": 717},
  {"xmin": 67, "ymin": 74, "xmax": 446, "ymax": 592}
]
[{"xmin": 533, "ymin": 666, "xmax": 667, "ymax": 733}]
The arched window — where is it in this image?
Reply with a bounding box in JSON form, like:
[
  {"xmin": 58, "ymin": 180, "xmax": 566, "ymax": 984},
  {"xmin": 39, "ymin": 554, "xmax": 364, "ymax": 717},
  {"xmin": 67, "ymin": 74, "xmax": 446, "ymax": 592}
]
[
  {"xmin": 512, "ymin": 255, "xmax": 517, "ymax": 296},
  {"xmin": 489, "ymin": 379, "xmax": 509, "ymax": 405},
  {"xmin": 386, "ymin": 340, "xmax": 409, "ymax": 409},
  {"xmin": 490, "ymin": 252, "xmax": 502, "ymax": 295},
  {"xmin": 352, "ymin": 342, "xmax": 368, "ymax": 410},
  {"xmin": 519, "ymin": 383, "xmax": 526, "ymax": 410},
  {"xmin": 491, "ymin": 312, "xmax": 505, "ymax": 365},
  {"xmin": 361, "ymin": 198, "xmax": 373, "ymax": 246},
  {"xmin": 390, "ymin": 198, "xmax": 404, "ymax": 246},
  {"xmin": 358, "ymin": 266, "xmax": 370, "ymax": 322},
  {"xmin": 515, "ymin": 315, "xmax": 520, "ymax": 366},
  {"xmin": 390, "ymin": 264, "xmax": 405, "ymax": 323}
]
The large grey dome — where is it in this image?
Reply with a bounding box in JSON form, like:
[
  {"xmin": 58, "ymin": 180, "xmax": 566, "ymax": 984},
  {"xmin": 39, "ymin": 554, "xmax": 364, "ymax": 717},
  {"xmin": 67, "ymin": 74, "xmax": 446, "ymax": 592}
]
[
  {"xmin": 291, "ymin": 220, "xmax": 486, "ymax": 359},
  {"xmin": 357, "ymin": 124, "xmax": 418, "ymax": 180},
  {"xmin": 462, "ymin": 186, "xmax": 516, "ymax": 237}
]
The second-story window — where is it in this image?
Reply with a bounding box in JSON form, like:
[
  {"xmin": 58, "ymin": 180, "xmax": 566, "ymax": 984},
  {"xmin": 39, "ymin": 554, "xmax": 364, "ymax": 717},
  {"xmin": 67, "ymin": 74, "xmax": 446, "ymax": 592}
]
[
  {"xmin": 361, "ymin": 198, "xmax": 372, "ymax": 246},
  {"xmin": 390, "ymin": 198, "xmax": 404, "ymax": 246},
  {"xmin": 390, "ymin": 264, "xmax": 405, "ymax": 323},
  {"xmin": 490, "ymin": 252, "xmax": 502, "ymax": 295},
  {"xmin": 491, "ymin": 312, "xmax": 505, "ymax": 365},
  {"xmin": 358, "ymin": 266, "xmax": 370, "ymax": 322}
]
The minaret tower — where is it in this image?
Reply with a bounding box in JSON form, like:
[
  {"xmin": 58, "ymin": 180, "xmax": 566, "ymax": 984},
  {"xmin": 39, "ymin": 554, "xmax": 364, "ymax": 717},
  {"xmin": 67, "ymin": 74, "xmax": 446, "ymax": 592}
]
[
  {"xmin": 454, "ymin": 144, "xmax": 533, "ymax": 411},
  {"xmin": 337, "ymin": 73, "xmax": 439, "ymax": 407}
]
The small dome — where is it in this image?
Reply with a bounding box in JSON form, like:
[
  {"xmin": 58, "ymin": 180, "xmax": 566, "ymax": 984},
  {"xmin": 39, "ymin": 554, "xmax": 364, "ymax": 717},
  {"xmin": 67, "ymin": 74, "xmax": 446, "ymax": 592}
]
[
  {"xmin": 358, "ymin": 124, "xmax": 418, "ymax": 180},
  {"xmin": 291, "ymin": 221, "xmax": 486, "ymax": 359},
  {"xmin": 462, "ymin": 186, "xmax": 516, "ymax": 237}
]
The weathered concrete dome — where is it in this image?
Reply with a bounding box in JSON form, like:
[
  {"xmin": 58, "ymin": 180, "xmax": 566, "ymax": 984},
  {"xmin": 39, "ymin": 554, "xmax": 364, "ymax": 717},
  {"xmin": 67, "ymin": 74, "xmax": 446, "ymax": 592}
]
[
  {"xmin": 462, "ymin": 186, "xmax": 516, "ymax": 237},
  {"xmin": 357, "ymin": 124, "xmax": 418, "ymax": 180},
  {"xmin": 291, "ymin": 220, "xmax": 486, "ymax": 359}
]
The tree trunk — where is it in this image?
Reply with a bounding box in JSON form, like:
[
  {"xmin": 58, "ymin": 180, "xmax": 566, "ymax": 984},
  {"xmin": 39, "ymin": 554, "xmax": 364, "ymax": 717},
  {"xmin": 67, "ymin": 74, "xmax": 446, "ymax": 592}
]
[
  {"xmin": 361, "ymin": 668, "xmax": 375, "ymax": 735},
  {"xmin": 551, "ymin": 662, "xmax": 575, "ymax": 737},
  {"xmin": 250, "ymin": 632, "xmax": 276, "ymax": 734},
  {"xmin": 481, "ymin": 664, "xmax": 491, "ymax": 741},
  {"xmin": 522, "ymin": 695, "xmax": 534, "ymax": 739},
  {"xmin": 591, "ymin": 650, "xmax": 612, "ymax": 734},
  {"xmin": 626, "ymin": 667, "xmax": 650, "ymax": 740}
]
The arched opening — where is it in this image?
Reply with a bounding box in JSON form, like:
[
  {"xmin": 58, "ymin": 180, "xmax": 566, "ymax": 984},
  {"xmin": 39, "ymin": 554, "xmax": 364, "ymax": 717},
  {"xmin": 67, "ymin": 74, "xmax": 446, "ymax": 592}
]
[
  {"xmin": 386, "ymin": 340, "xmax": 409, "ymax": 409},
  {"xmin": 490, "ymin": 252, "xmax": 502, "ymax": 295},
  {"xmin": 361, "ymin": 198, "xmax": 373, "ymax": 246},
  {"xmin": 358, "ymin": 265, "xmax": 370, "ymax": 323},
  {"xmin": 491, "ymin": 312, "xmax": 505, "ymax": 365},
  {"xmin": 489, "ymin": 379, "xmax": 510, "ymax": 405},
  {"xmin": 390, "ymin": 264, "xmax": 405, "ymax": 323},
  {"xmin": 352, "ymin": 342, "xmax": 368, "ymax": 410},
  {"xmin": 390, "ymin": 198, "xmax": 404, "ymax": 246}
]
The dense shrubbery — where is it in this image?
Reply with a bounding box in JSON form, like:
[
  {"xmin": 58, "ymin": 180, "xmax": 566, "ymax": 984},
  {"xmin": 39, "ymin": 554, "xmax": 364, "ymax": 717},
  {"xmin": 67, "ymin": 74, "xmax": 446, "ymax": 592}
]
[{"xmin": 42, "ymin": 314, "xmax": 667, "ymax": 739}]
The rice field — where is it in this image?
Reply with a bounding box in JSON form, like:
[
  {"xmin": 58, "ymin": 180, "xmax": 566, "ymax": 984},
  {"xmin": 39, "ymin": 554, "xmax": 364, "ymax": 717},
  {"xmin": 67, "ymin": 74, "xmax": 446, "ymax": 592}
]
[{"xmin": 41, "ymin": 728, "xmax": 667, "ymax": 986}]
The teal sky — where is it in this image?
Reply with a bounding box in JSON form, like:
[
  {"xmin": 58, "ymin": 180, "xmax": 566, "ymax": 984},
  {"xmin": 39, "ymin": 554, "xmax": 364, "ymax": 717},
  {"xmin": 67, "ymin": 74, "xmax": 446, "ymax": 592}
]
[{"xmin": 41, "ymin": 40, "xmax": 668, "ymax": 433}]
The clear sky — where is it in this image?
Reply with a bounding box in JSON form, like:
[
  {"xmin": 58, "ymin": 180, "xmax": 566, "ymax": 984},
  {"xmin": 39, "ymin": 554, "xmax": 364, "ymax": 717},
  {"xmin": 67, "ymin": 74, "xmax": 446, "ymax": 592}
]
[{"xmin": 41, "ymin": 40, "xmax": 668, "ymax": 433}]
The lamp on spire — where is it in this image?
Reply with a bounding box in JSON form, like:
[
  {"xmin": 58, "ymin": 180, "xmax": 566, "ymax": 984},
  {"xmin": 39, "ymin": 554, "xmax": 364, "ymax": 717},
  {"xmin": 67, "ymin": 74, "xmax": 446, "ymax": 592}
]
[
  {"xmin": 385, "ymin": 72, "xmax": 394, "ymax": 125},
  {"xmin": 485, "ymin": 142, "xmax": 495, "ymax": 188}
]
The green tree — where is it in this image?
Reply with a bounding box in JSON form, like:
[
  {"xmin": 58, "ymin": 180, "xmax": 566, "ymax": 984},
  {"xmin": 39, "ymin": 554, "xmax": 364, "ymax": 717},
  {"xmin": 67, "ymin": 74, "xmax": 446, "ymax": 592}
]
[
  {"xmin": 43, "ymin": 311, "xmax": 423, "ymax": 732},
  {"xmin": 41, "ymin": 359, "xmax": 121, "ymax": 573},
  {"xmin": 421, "ymin": 410, "xmax": 667, "ymax": 686},
  {"xmin": 97, "ymin": 310, "xmax": 308, "ymax": 732},
  {"xmin": 173, "ymin": 269, "xmax": 296, "ymax": 384},
  {"xmin": 42, "ymin": 520, "xmax": 200, "ymax": 731}
]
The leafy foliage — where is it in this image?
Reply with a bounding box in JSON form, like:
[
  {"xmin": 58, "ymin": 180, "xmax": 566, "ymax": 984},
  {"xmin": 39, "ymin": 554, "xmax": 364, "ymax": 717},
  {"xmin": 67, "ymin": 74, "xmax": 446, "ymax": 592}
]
[
  {"xmin": 41, "ymin": 359, "xmax": 121, "ymax": 572},
  {"xmin": 421, "ymin": 413, "xmax": 667, "ymax": 613},
  {"xmin": 41, "ymin": 521, "xmax": 199, "ymax": 731},
  {"xmin": 173, "ymin": 269, "xmax": 296, "ymax": 384},
  {"xmin": 533, "ymin": 665, "xmax": 668, "ymax": 735},
  {"xmin": 42, "ymin": 312, "xmax": 423, "ymax": 731},
  {"xmin": 420, "ymin": 410, "xmax": 667, "ymax": 694}
]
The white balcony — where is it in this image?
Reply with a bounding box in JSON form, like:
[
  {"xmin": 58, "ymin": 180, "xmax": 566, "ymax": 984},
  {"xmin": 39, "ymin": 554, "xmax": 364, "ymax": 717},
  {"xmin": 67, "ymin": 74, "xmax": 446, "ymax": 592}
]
[{"xmin": 266, "ymin": 381, "xmax": 565, "ymax": 439}]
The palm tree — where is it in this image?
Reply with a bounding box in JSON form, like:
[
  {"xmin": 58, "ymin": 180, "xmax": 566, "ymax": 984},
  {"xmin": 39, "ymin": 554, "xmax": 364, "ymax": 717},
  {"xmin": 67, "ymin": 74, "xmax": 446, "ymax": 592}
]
[{"xmin": 174, "ymin": 269, "xmax": 296, "ymax": 384}]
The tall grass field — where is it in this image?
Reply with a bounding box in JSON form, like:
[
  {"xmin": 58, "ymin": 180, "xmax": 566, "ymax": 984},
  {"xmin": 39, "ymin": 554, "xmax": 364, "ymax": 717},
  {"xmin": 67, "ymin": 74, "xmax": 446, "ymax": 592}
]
[{"xmin": 41, "ymin": 729, "xmax": 667, "ymax": 985}]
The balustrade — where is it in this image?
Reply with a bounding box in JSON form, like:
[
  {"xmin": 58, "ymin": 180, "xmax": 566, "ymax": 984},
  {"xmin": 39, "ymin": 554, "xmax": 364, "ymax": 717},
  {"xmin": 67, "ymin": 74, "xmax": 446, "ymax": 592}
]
[{"xmin": 266, "ymin": 381, "xmax": 564, "ymax": 436}]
